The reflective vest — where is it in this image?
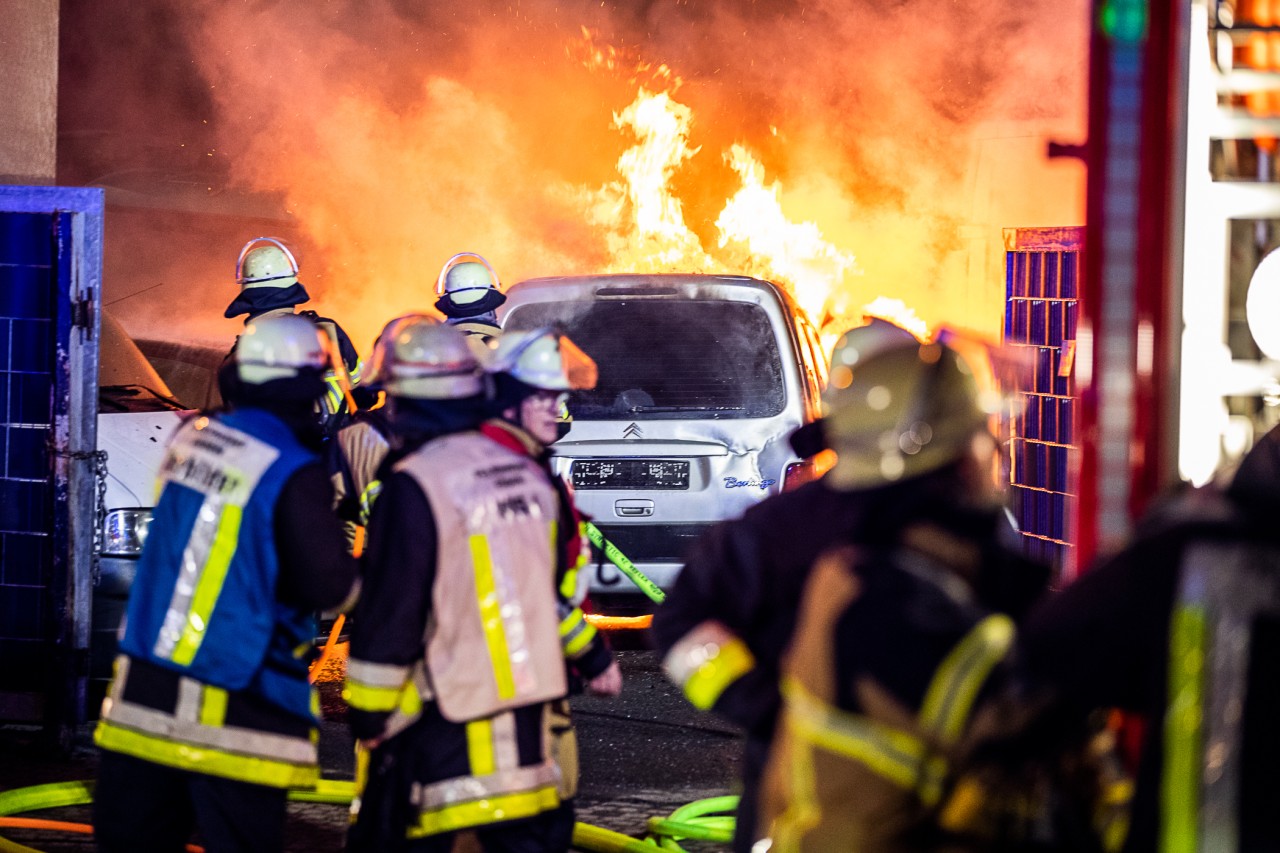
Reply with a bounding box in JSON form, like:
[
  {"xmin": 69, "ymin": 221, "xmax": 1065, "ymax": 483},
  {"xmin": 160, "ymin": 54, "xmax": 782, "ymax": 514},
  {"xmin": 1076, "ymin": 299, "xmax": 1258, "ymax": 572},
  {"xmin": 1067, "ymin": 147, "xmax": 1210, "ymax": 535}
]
[
  {"xmin": 344, "ymin": 431, "xmax": 567, "ymax": 837},
  {"xmin": 759, "ymin": 548, "xmax": 1014, "ymax": 853},
  {"xmin": 1162, "ymin": 540, "xmax": 1280, "ymax": 853},
  {"xmin": 98, "ymin": 408, "xmax": 320, "ymax": 787},
  {"xmin": 357, "ymin": 431, "xmax": 567, "ymax": 724}
]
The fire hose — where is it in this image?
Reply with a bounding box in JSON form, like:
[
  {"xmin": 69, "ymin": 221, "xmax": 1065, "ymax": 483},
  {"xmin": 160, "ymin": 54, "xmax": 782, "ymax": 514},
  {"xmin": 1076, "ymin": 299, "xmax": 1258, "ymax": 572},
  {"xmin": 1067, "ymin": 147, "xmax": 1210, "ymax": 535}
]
[
  {"xmin": 582, "ymin": 521, "xmax": 666, "ymax": 605},
  {"xmin": 0, "ymin": 779, "xmax": 738, "ymax": 853}
]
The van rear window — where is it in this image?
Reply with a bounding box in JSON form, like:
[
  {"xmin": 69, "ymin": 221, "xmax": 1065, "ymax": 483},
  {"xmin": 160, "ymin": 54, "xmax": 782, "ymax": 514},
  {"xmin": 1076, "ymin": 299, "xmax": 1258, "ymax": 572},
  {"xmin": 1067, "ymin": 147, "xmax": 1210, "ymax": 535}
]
[{"xmin": 504, "ymin": 300, "xmax": 785, "ymax": 420}]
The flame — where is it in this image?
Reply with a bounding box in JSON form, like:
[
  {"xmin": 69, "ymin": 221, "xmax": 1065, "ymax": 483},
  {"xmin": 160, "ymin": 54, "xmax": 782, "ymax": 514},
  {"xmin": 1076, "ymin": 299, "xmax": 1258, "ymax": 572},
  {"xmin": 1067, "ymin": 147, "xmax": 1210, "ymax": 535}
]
[
  {"xmin": 584, "ymin": 89, "xmax": 714, "ymax": 271},
  {"xmin": 717, "ymin": 144, "xmax": 859, "ymax": 321},
  {"xmin": 583, "ymin": 84, "xmax": 873, "ymax": 331},
  {"xmin": 71, "ymin": 3, "xmax": 1087, "ymax": 355}
]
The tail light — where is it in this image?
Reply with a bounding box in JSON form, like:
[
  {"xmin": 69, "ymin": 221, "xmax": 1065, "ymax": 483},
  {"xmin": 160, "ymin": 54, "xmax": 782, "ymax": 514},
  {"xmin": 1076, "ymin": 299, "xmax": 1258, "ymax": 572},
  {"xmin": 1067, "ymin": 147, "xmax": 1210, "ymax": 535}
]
[
  {"xmin": 782, "ymin": 449, "xmax": 836, "ymax": 492},
  {"xmin": 102, "ymin": 508, "xmax": 153, "ymax": 557}
]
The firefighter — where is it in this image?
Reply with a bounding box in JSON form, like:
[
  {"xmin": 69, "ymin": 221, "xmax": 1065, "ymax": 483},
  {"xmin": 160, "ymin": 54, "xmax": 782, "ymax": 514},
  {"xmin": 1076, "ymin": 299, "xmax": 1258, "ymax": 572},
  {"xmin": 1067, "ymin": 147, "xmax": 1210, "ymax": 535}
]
[
  {"xmin": 1018, "ymin": 421, "xmax": 1280, "ymax": 852},
  {"xmin": 221, "ymin": 237, "xmax": 365, "ymax": 426},
  {"xmin": 344, "ymin": 318, "xmax": 574, "ymax": 852},
  {"xmin": 92, "ymin": 313, "xmax": 358, "ymax": 853},
  {"xmin": 652, "ymin": 327, "xmax": 1049, "ymax": 853},
  {"xmin": 486, "ymin": 328, "xmax": 624, "ymax": 845},
  {"xmin": 754, "ymin": 338, "xmax": 1058, "ymax": 851},
  {"xmin": 328, "ymin": 314, "xmax": 432, "ymax": 553},
  {"xmin": 434, "ymin": 252, "xmax": 505, "ymax": 347}
]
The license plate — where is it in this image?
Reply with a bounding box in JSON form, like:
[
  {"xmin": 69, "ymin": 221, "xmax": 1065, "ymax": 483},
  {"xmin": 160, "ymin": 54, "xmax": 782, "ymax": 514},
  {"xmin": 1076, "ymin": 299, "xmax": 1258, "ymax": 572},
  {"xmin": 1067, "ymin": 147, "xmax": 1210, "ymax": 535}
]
[{"xmin": 571, "ymin": 459, "xmax": 690, "ymax": 490}]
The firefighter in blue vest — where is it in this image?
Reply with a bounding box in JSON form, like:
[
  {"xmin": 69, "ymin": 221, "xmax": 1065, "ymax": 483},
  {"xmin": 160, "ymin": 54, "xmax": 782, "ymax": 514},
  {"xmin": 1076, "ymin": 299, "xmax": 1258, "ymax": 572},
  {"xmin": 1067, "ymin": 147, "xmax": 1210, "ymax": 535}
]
[
  {"xmin": 93, "ymin": 313, "xmax": 359, "ymax": 853},
  {"xmin": 220, "ymin": 237, "xmax": 366, "ymax": 426},
  {"xmin": 344, "ymin": 318, "xmax": 574, "ymax": 852},
  {"xmin": 434, "ymin": 252, "xmax": 505, "ymax": 347}
]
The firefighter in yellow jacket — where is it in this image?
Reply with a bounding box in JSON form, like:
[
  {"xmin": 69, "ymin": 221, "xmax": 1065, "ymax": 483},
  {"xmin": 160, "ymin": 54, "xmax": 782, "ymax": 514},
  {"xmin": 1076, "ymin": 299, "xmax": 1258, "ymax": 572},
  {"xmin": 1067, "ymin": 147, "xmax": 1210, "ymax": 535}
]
[
  {"xmin": 755, "ymin": 337, "xmax": 1050, "ymax": 852},
  {"xmin": 344, "ymin": 317, "xmax": 577, "ymax": 852}
]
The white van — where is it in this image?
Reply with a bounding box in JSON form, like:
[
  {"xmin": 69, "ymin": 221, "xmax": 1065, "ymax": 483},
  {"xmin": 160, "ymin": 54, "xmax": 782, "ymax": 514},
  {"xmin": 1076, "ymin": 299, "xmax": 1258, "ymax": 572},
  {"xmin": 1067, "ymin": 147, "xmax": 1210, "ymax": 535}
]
[{"xmin": 499, "ymin": 274, "xmax": 829, "ymax": 608}]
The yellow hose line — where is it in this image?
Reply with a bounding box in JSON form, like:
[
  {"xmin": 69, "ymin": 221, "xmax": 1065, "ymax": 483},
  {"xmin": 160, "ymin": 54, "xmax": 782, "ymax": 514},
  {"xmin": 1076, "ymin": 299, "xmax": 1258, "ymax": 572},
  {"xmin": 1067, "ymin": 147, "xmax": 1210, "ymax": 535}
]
[
  {"xmin": 0, "ymin": 777, "xmax": 736, "ymax": 853},
  {"xmin": 572, "ymin": 822, "xmax": 661, "ymax": 852}
]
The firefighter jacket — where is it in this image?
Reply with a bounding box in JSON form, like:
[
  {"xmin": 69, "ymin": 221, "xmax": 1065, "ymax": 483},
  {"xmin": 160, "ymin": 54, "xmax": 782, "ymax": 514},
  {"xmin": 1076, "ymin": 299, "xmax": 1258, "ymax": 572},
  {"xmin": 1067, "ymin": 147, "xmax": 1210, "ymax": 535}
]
[
  {"xmin": 329, "ymin": 408, "xmax": 392, "ymax": 559},
  {"xmin": 757, "ymin": 543, "xmax": 1014, "ymax": 852},
  {"xmin": 96, "ymin": 407, "xmax": 356, "ymax": 789},
  {"xmin": 479, "ymin": 419, "xmax": 613, "ymax": 683},
  {"xmin": 654, "ymin": 477, "xmax": 1049, "ymax": 853},
  {"xmin": 1022, "ymin": 425, "xmax": 1280, "ymax": 852},
  {"xmin": 345, "ymin": 428, "xmax": 572, "ymax": 839}
]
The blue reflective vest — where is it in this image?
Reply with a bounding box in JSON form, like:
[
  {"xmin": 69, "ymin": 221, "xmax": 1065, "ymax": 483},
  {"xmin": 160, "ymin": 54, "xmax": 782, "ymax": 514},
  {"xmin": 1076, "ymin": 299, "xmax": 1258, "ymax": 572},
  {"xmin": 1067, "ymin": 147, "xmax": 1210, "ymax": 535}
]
[{"xmin": 119, "ymin": 407, "xmax": 317, "ymax": 720}]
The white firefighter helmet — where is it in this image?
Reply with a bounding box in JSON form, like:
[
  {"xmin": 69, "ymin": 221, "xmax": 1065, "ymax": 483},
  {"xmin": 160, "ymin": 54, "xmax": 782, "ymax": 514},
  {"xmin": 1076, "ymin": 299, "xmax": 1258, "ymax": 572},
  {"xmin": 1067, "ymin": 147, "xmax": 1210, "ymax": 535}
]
[
  {"xmin": 236, "ymin": 313, "xmax": 329, "ymax": 385},
  {"xmin": 435, "ymin": 253, "xmax": 502, "ymax": 305},
  {"xmin": 376, "ymin": 316, "xmax": 484, "ymax": 399},
  {"xmin": 823, "ymin": 339, "xmax": 989, "ymax": 490},
  {"xmin": 235, "ymin": 237, "xmax": 300, "ymax": 289},
  {"xmin": 490, "ymin": 327, "xmax": 598, "ymax": 391},
  {"xmin": 364, "ymin": 313, "xmax": 436, "ymax": 388}
]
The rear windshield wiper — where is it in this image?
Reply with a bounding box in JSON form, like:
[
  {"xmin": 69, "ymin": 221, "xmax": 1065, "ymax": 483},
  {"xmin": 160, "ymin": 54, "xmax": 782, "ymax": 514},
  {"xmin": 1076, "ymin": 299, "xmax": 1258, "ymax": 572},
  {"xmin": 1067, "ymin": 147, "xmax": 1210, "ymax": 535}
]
[{"xmin": 99, "ymin": 384, "xmax": 189, "ymax": 412}]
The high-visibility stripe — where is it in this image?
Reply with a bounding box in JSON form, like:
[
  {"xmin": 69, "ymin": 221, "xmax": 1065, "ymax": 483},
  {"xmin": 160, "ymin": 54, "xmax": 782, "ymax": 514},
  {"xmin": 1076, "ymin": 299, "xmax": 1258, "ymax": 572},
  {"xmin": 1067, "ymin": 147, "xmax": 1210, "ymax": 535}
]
[
  {"xmin": 559, "ymin": 609, "xmax": 597, "ymax": 658},
  {"xmin": 1161, "ymin": 603, "xmax": 1205, "ymax": 853},
  {"xmin": 343, "ymin": 680, "xmax": 404, "ymax": 713},
  {"xmin": 773, "ymin": 697, "xmax": 822, "ymax": 853},
  {"xmin": 95, "ymin": 720, "xmax": 318, "ymax": 789},
  {"xmin": 102, "ymin": 685, "xmax": 317, "ymax": 765},
  {"xmin": 346, "ymin": 658, "xmax": 410, "ymax": 689},
  {"xmin": 469, "ymin": 534, "xmax": 517, "ymax": 700},
  {"xmin": 408, "ymin": 785, "xmax": 559, "ymax": 838},
  {"xmin": 358, "ymin": 480, "xmax": 382, "ymax": 527},
  {"xmin": 919, "ymin": 614, "xmax": 1015, "ymax": 742},
  {"xmin": 467, "ymin": 718, "xmax": 496, "ymax": 776},
  {"xmin": 782, "ymin": 677, "xmax": 947, "ymax": 805},
  {"xmin": 168, "ymin": 503, "xmax": 243, "ymax": 666},
  {"xmin": 200, "ymin": 685, "xmax": 228, "ymax": 727},
  {"xmin": 560, "ymin": 567, "xmax": 580, "ymax": 600},
  {"xmin": 664, "ymin": 621, "xmax": 756, "ymax": 711}
]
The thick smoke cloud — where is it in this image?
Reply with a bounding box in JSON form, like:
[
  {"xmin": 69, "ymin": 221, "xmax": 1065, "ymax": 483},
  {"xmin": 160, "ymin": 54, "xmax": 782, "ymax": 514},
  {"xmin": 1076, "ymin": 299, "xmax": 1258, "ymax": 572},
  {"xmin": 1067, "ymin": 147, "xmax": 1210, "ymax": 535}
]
[{"xmin": 59, "ymin": 0, "xmax": 1087, "ymax": 348}]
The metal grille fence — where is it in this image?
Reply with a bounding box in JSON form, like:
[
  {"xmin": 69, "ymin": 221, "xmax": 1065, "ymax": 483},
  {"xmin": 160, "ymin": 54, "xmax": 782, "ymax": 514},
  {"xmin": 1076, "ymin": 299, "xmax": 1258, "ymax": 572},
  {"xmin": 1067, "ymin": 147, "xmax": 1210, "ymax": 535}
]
[{"xmin": 1002, "ymin": 226, "xmax": 1082, "ymax": 570}]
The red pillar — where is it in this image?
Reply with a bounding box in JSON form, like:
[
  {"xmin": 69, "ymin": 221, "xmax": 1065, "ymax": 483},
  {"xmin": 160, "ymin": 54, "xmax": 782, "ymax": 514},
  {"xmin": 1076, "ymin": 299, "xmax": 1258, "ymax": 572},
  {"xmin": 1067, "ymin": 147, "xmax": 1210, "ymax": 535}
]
[{"xmin": 1075, "ymin": 0, "xmax": 1188, "ymax": 570}]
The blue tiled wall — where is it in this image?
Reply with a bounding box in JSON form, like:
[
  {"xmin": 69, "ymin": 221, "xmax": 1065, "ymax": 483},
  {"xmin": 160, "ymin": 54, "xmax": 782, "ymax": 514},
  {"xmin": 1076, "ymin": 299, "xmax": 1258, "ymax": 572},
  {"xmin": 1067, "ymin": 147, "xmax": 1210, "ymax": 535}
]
[{"xmin": 0, "ymin": 212, "xmax": 57, "ymax": 687}]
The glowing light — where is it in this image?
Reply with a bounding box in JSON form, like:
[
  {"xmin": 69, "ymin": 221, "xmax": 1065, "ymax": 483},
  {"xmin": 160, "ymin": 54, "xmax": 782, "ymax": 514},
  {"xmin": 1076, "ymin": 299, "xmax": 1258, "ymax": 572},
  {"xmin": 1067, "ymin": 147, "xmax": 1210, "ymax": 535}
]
[{"xmin": 1247, "ymin": 249, "xmax": 1280, "ymax": 359}]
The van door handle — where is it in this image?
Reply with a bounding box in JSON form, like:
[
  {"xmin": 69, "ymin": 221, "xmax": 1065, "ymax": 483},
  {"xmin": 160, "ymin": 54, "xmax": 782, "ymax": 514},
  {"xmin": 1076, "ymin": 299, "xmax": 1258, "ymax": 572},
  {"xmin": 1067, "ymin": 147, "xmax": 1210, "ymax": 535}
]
[{"xmin": 615, "ymin": 499, "xmax": 654, "ymax": 517}]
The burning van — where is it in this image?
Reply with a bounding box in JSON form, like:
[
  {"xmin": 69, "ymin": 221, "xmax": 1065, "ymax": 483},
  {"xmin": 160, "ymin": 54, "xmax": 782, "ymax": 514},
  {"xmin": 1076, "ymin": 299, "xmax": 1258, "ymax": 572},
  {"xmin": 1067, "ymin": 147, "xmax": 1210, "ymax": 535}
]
[{"xmin": 499, "ymin": 273, "xmax": 829, "ymax": 607}]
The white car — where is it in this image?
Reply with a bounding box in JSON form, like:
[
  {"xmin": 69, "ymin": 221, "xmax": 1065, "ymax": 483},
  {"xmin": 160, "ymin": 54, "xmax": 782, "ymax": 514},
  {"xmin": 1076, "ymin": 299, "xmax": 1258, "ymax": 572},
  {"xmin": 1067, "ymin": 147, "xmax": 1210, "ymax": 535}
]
[{"xmin": 499, "ymin": 273, "xmax": 829, "ymax": 609}]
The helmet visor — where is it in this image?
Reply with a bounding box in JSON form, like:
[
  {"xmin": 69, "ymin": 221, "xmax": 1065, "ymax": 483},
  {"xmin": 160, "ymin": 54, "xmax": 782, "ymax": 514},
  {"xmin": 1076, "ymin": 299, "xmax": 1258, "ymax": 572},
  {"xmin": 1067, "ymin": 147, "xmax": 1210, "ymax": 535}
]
[{"xmin": 560, "ymin": 335, "xmax": 598, "ymax": 391}]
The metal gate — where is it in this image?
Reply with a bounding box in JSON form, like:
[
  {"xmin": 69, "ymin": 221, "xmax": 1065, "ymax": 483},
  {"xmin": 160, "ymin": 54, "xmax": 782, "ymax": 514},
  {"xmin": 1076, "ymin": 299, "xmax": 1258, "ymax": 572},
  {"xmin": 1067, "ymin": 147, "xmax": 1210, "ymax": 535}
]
[{"xmin": 0, "ymin": 187, "xmax": 102, "ymax": 732}]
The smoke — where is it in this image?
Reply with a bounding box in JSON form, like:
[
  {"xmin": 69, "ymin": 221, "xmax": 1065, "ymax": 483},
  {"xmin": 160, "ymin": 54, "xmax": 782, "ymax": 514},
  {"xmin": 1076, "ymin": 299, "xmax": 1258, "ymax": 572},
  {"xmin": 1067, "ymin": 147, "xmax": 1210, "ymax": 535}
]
[{"xmin": 60, "ymin": 0, "xmax": 1087, "ymax": 350}]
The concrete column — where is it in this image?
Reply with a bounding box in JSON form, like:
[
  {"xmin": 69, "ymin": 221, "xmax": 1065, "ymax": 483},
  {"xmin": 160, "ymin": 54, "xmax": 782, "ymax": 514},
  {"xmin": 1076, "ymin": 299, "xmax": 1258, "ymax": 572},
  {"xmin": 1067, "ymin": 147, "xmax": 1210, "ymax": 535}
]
[{"xmin": 0, "ymin": 0, "xmax": 59, "ymax": 184}]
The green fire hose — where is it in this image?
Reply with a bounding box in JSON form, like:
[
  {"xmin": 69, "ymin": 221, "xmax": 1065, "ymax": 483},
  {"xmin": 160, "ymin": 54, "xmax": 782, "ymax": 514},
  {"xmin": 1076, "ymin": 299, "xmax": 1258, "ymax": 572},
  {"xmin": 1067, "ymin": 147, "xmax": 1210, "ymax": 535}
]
[
  {"xmin": 583, "ymin": 521, "xmax": 667, "ymax": 604},
  {"xmin": 0, "ymin": 778, "xmax": 738, "ymax": 853}
]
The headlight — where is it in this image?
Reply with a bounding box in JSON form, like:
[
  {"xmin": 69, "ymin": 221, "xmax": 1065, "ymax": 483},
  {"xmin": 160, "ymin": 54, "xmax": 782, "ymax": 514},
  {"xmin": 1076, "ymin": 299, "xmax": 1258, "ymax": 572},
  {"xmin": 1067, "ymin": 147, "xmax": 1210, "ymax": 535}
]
[{"xmin": 102, "ymin": 508, "xmax": 153, "ymax": 557}]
